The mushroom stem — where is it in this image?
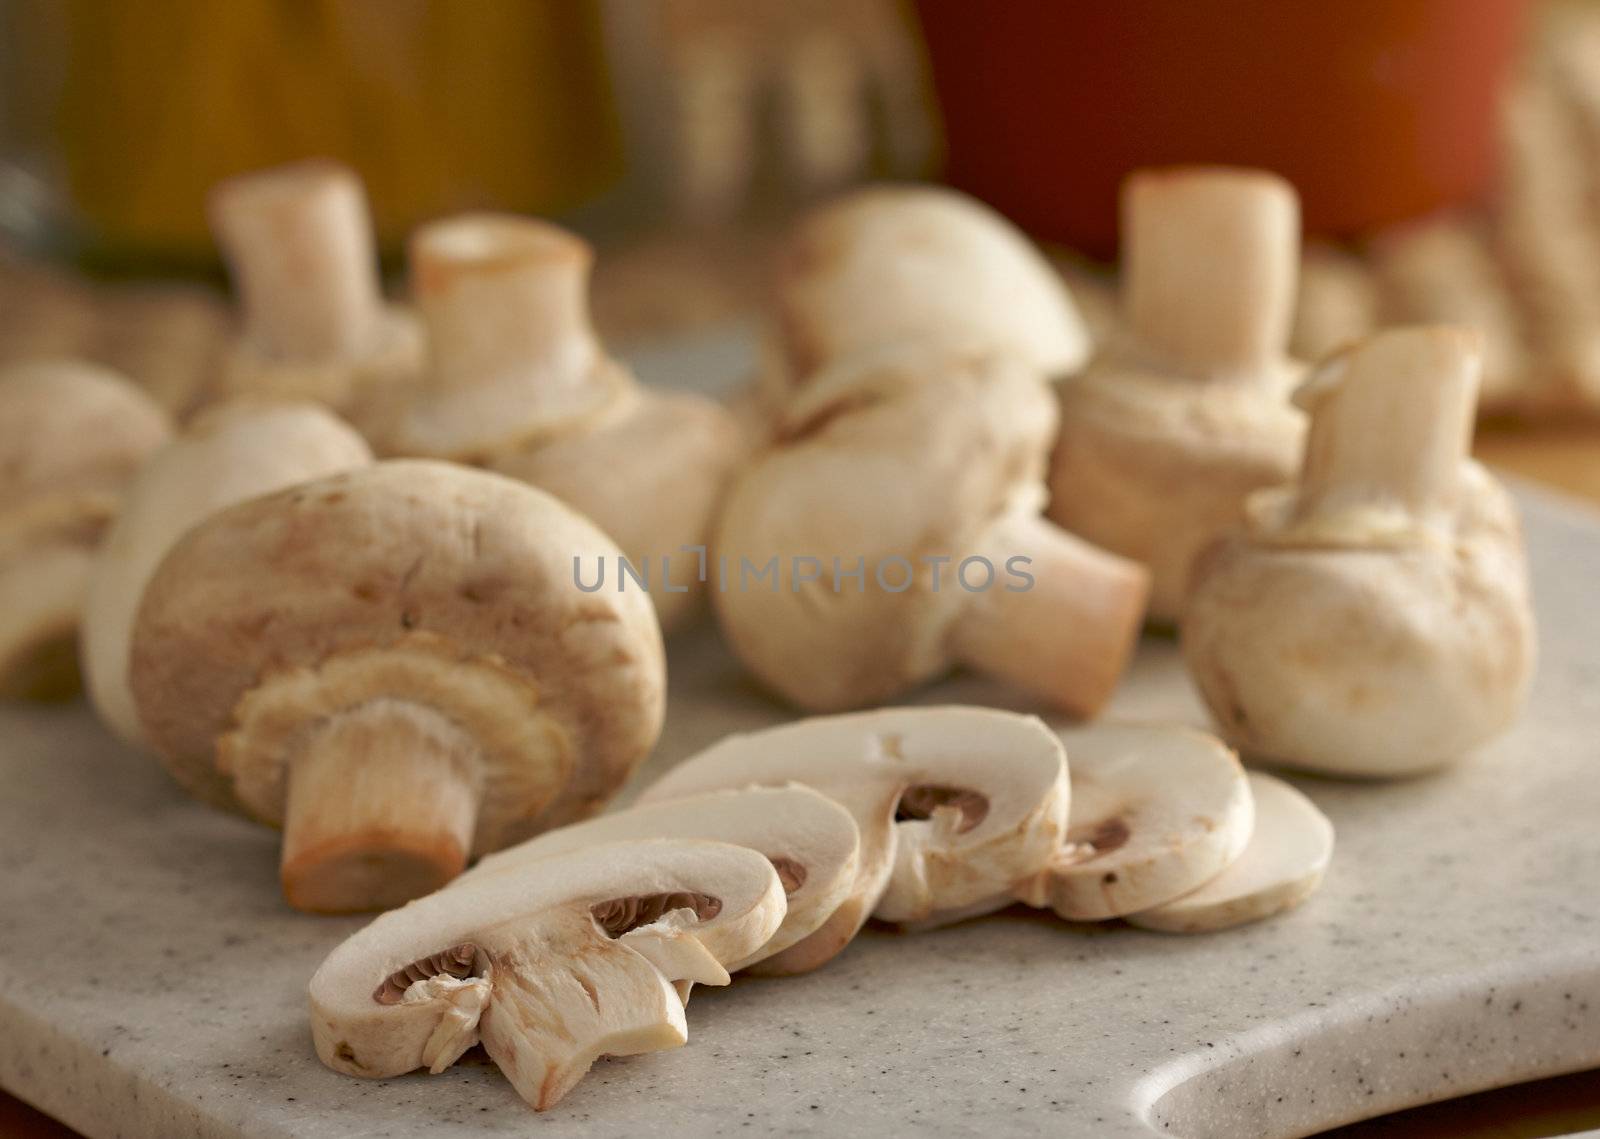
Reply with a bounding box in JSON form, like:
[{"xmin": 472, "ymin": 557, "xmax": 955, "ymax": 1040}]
[
  {"xmin": 948, "ymin": 512, "xmax": 1150, "ymax": 717},
  {"xmin": 280, "ymin": 699, "xmax": 482, "ymax": 913},
  {"xmin": 1290, "ymin": 326, "xmax": 1481, "ymax": 531},
  {"xmin": 1123, "ymin": 168, "xmax": 1299, "ymax": 376},
  {"xmin": 210, "ymin": 161, "xmax": 384, "ymax": 360},
  {"xmin": 411, "ymin": 214, "xmax": 600, "ymax": 396}
]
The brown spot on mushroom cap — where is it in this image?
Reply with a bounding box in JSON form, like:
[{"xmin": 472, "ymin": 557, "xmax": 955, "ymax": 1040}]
[
  {"xmin": 1068, "ymin": 815, "xmax": 1132, "ymax": 858},
  {"xmin": 129, "ymin": 460, "xmax": 664, "ymax": 839},
  {"xmin": 374, "ymin": 943, "xmax": 481, "ymax": 1004},
  {"xmin": 590, "ymin": 891, "xmax": 722, "ymax": 938},
  {"xmin": 768, "ymin": 856, "xmax": 808, "ymax": 894},
  {"xmin": 896, "ymin": 785, "xmax": 990, "ymax": 834}
]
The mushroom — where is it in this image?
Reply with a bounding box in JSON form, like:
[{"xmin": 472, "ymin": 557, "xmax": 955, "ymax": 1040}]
[
  {"xmin": 636, "ymin": 706, "xmax": 1069, "ymax": 973},
  {"xmin": 713, "ymin": 342, "xmax": 1149, "ymax": 715},
  {"xmin": 467, "ymin": 785, "xmax": 859, "ymax": 972},
  {"xmin": 385, "ymin": 214, "xmax": 743, "ymax": 631},
  {"xmin": 761, "ymin": 184, "xmax": 1090, "ymax": 411},
  {"xmin": 1127, "ymin": 771, "xmax": 1333, "ymax": 933},
  {"xmin": 310, "ymin": 838, "xmax": 785, "ymax": 1111},
  {"xmin": 1047, "ymin": 167, "xmax": 1307, "ymax": 623},
  {"xmin": 0, "ymin": 359, "xmax": 170, "ymax": 699},
  {"xmin": 129, "ymin": 460, "xmax": 665, "ymax": 912},
  {"xmin": 1181, "ymin": 326, "xmax": 1535, "ymax": 777},
  {"xmin": 80, "ymin": 399, "xmax": 371, "ymax": 747},
  {"xmin": 209, "ymin": 160, "xmax": 422, "ymax": 435},
  {"xmin": 1015, "ymin": 723, "xmax": 1253, "ymax": 920}
]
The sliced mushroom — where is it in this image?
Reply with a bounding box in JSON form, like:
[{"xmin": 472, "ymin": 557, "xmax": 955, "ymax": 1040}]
[
  {"xmin": 1047, "ymin": 167, "xmax": 1306, "ymax": 623},
  {"xmin": 385, "ymin": 214, "xmax": 742, "ymax": 631},
  {"xmin": 311, "ymin": 838, "xmax": 785, "ymax": 1110},
  {"xmin": 768, "ymin": 184, "xmax": 1089, "ymax": 393},
  {"xmin": 129, "ymin": 460, "xmax": 665, "ymax": 912},
  {"xmin": 637, "ymin": 707, "xmax": 1069, "ymax": 972},
  {"xmin": 81, "ymin": 400, "xmax": 371, "ymax": 747},
  {"xmin": 209, "ymin": 161, "xmax": 422, "ymax": 435},
  {"xmin": 467, "ymin": 785, "xmax": 858, "ymax": 971},
  {"xmin": 1182, "ymin": 326, "xmax": 1535, "ymax": 776},
  {"xmin": 1127, "ymin": 772, "xmax": 1333, "ymax": 933},
  {"xmin": 715, "ymin": 342, "xmax": 1148, "ymax": 715},
  {"xmin": 0, "ymin": 360, "xmax": 170, "ymax": 699},
  {"xmin": 1016, "ymin": 723, "xmax": 1253, "ymax": 920}
]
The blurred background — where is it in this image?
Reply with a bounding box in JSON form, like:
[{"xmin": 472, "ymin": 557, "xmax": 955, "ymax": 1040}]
[{"xmin": 0, "ymin": 2, "xmax": 1598, "ymax": 1136}]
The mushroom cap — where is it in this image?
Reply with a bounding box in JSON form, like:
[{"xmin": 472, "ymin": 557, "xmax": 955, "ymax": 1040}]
[
  {"xmin": 81, "ymin": 399, "xmax": 372, "ymax": 747},
  {"xmin": 310, "ymin": 838, "xmax": 785, "ymax": 1109},
  {"xmin": 1019, "ymin": 723, "xmax": 1253, "ymax": 920},
  {"xmin": 0, "ymin": 359, "xmax": 171, "ymax": 550},
  {"xmin": 638, "ymin": 706, "xmax": 1069, "ymax": 959},
  {"xmin": 1048, "ymin": 355, "xmax": 1305, "ymax": 622},
  {"xmin": 466, "ymin": 784, "xmax": 859, "ymax": 970},
  {"xmin": 1128, "ymin": 771, "xmax": 1333, "ymax": 933},
  {"xmin": 492, "ymin": 388, "xmax": 745, "ymax": 631},
  {"xmin": 0, "ymin": 359, "xmax": 170, "ymax": 696},
  {"xmin": 1181, "ymin": 463, "xmax": 1534, "ymax": 776},
  {"xmin": 713, "ymin": 343, "xmax": 1058, "ymax": 710},
  {"xmin": 129, "ymin": 459, "xmax": 664, "ymax": 849},
  {"xmin": 772, "ymin": 184, "xmax": 1089, "ymax": 385}
]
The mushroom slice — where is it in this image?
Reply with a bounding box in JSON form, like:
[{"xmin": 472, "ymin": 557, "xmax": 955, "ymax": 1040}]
[
  {"xmin": 130, "ymin": 460, "xmax": 665, "ymax": 912},
  {"xmin": 637, "ymin": 707, "xmax": 1068, "ymax": 972},
  {"xmin": 0, "ymin": 359, "xmax": 170, "ymax": 699},
  {"xmin": 1018, "ymin": 724, "xmax": 1253, "ymax": 921},
  {"xmin": 81, "ymin": 399, "xmax": 371, "ymax": 747},
  {"xmin": 465, "ymin": 785, "xmax": 859, "ymax": 971},
  {"xmin": 310, "ymin": 839, "xmax": 785, "ymax": 1111},
  {"xmin": 1127, "ymin": 772, "xmax": 1333, "ymax": 933}
]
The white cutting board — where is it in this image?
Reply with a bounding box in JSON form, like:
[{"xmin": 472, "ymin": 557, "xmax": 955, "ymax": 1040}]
[{"xmin": 1, "ymin": 329, "xmax": 1597, "ymax": 1138}]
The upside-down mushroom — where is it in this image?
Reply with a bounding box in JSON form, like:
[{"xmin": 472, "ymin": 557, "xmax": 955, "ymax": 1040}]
[
  {"xmin": 637, "ymin": 706, "xmax": 1068, "ymax": 973},
  {"xmin": 1047, "ymin": 167, "xmax": 1307, "ymax": 623},
  {"xmin": 1182, "ymin": 326, "xmax": 1536, "ymax": 776},
  {"xmin": 80, "ymin": 399, "xmax": 371, "ymax": 746},
  {"xmin": 0, "ymin": 360, "xmax": 170, "ymax": 699},
  {"xmin": 209, "ymin": 161, "xmax": 422, "ymax": 435},
  {"xmin": 311, "ymin": 839, "xmax": 785, "ymax": 1110},
  {"xmin": 467, "ymin": 784, "xmax": 859, "ymax": 972},
  {"xmin": 129, "ymin": 460, "xmax": 665, "ymax": 912},
  {"xmin": 386, "ymin": 214, "xmax": 743, "ymax": 631},
  {"xmin": 714, "ymin": 343, "xmax": 1148, "ymax": 715}
]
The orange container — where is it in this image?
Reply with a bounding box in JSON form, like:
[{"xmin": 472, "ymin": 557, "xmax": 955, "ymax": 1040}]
[{"xmin": 915, "ymin": 0, "xmax": 1532, "ymax": 256}]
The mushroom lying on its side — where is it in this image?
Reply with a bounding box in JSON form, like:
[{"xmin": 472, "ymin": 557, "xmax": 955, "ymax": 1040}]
[
  {"xmin": 637, "ymin": 706, "xmax": 1069, "ymax": 973},
  {"xmin": 1047, "ymin": 167, "xmax": 1307, "ymax": 623},
  {"xmin": 0, "ymin": 360, "xmax": 170, "ymax": 699},
  {"xmin": 311, "ymin": 839, "xmax": 785, "ymax": 1111},
  {"xmin": 1127, "ymin": 771, "xmax": 1334, "ymax": 933},
  {"xmin": 715, "ymin": 344, "xmax": 1149, "ymax": 715},
  {"xmin": 466, "ymin": 785, "xmax": 860, "ymax": 972},
  {"xmin": 757, "ymin": 184, "xmax": 1090, "ymax": 414},
  {"xmin": 130, "ymin": 461, "xmax": 665, "ymax": 912},
  {"xmin": 1016, "ymin": 724, "xmax": 1254, "ymax": 920},
  {"xmin": 209, "ymin": 161, "xmax": 421, "ymax": 436},
  {"xmin": 1182, "ymin": 326, "xmax": 1536, "ymax": 776},
  {"xmin": 80, "ymin": 399, "xmax": 372, "ymax": 747},
  {"xmin": 386, "ymin": 215, "xmax": 743, "ymax": 631}
]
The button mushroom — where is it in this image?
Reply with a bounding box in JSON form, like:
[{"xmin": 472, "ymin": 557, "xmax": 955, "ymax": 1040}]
[
  {"xmin": 1181, "ymin": 326, "xmax": 1535, "ymax": 776},
  {"xmin": 763, "ymin": 184, "xmax": 1089, "ymax": 406},
  {"xmin": 1016, "ymin": 723, "xmax": 1253, "ymax": 920},
  {"xmin": 1047, "ymin": 167, "xmax": 1307, "ymax": 623},
  {"xmin": 467, "ymin": 785, "xmax": 859, "ymax": 972},
  {"xmin": 637, "ymin": 706, "xmax": 1069, "ymax": 973},
  {"xmin": 386, "ymin": 214, "xmax": 743, "ymax": 631},
  {"xmin": 1127, "ymin": 771, "xmax": 1334, "ymax": 933},
  {"xmin": 0, "ymin": 359, "xmax": 170, "ymax": 699},
  {"xmin": 209, "ymin": 161, "xmax": 422, "ymax": 435},
  {"xmin": 714, "ymin": 343, "xmax": 1149, "ymax": 714},
  {"xmin": 310, "ymin": 838, "xmax": 785, "ymax": 1110},
  {"xmin": 80, "ymin": 399, "xmax": 372, "ymax": 747},
  {"xmin": 129, "ymin": 460, "xmax": 666, "ymax": 912}
]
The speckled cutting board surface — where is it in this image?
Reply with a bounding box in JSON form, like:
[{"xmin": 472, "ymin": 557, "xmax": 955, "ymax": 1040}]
[{"xmin": 2, "ymin": 331, "xmax": 1599, "ymax": 1138}]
